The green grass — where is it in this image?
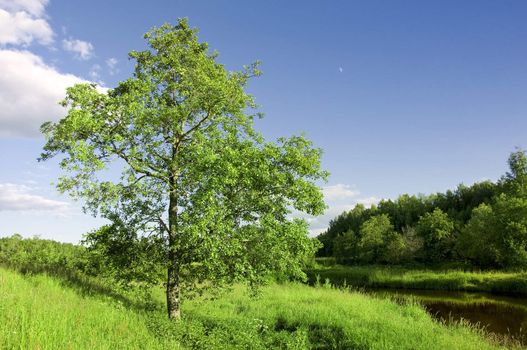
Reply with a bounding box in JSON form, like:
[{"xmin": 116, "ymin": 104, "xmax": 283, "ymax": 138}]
[
  {"xmin": 0, "ymin": 268, "xmax": 182, "ymax": 350},
  {"xmin": 0, "ymin": 267, "xmax": 511, "ymax": 350},
  {"xmin": 306, "ymin": 264, "xmax": 527, "ymax": 295}
]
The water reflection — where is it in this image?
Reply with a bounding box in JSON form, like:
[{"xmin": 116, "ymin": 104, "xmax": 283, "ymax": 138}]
[{"xmin": 372, "ymin": 289, "xmax": 527, "ymax": 345}]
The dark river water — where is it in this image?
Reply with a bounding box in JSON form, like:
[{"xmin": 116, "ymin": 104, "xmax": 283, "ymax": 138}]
[{"xmin": 370, "ymin": 289, "xmax": 527, "ymax": 345}]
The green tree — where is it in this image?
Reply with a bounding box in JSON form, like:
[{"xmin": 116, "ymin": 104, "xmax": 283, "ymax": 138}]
[
  {"xmin": 82, "ymin": 222, "xmax": 166, "ymax": 287},
  {"xmin": 416, "ymin": 209, "xmax": 454, "ymax": 262},
  {"xmin": 500, "ymin": 148, "xmax": 527, "ymax": 196},
  {"xmin": 318, "ymin": 203, "xmax": 373, "ymax": 257},
  {"xmin": 382, "ymin": 231, "xmax": 406, "ymax": 264},
  {"xmin": 39, "ymin": 20, "xmax": 327, "ymax": 319},
  {"xmin": 459, "ymin": 195, "xmax": 527, "ymax": 268},
  {"xmin": 400, "ymin": 226, "xmax": 424, "ymax": 262},
  {"xmin": 457, "ymin": 203, "xmax": 501, "ymax": 267},
  {"xmin": 333, "ymin": 230, "xmax": 359, "ymax": 264},
  {"xmin": 358, "ymin": 214, "xmax": 395, "ymax": 263},
  {"xmin": 493, "ymin": 193, "xmax": 527, "ymax": 268}
]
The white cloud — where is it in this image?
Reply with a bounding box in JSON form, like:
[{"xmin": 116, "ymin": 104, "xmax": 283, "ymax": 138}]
[
  {"xmin": 0, "ymin": 2, "xmax": 104, "ymax": 138},
  {"xmin": 323, "ymin": 183, "xmax": 359, "ymax": 201},
  {"xmin": 0, "ymin": 49, "xmax": 88, "ymax": 137},
  {"xmin": 0, "ymin": 0, "xmax": 49, "ymax": 17},
  {"xmin": 356, "ymin": 196, "xmax": 380, "ymax": 207},
  {"xmin": 0, "ymin": 183, "xmax": 69, "ymax": 212},
  {"xmin": 0, "ymin": 8, "xmax": 53, "ymax": 46},
  {"xmin": 302, "ymin": 204, "xmax": 354, "ymax": 237},
  {"xmin": 62, "ymin": 38, "xmax": 94, "ymax": 60},
  {"xmin": 106, "ymin": 57, "xmax": 118, "ymax": 75},
  {"xmin": 293, "ymin": 183, "xmax": 381, "ymax": 236}
]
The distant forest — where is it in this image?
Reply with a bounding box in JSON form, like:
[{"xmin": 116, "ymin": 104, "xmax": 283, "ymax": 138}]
[{"xmin": 316, "ymin": 150, "xmax": 527, "ymax": 269}]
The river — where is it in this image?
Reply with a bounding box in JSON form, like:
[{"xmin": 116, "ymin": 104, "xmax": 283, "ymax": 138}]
[{"xmin": 370, "ymin": 288, "xmax": 527, "ymax": 345}]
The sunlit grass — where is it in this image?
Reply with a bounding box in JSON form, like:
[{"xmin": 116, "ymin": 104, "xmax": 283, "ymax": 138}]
[
  {"xmin": 0, "ymin": 268, "xmax": 181, "ymax": 349},
  {"xmin": 307, "ymin": 264, "xmax": 527, "ymax": 295},
  {"xmin": 0, "ymin": 267, "xmax": 510, "ymax": 349},
  {"xmin": 177, "ymin": 282, "xmax": 508, "ymax": 349}
]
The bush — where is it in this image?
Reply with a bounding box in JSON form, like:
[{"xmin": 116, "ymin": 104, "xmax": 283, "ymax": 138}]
[{"xmin": 0, "ymin": 234, "xmax": 88, "ymax": 274}]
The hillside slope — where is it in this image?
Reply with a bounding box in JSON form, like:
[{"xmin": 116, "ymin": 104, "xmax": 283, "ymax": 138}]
[{"xmin": 0, "ymin": 267, "xmax": 507, "ymax": 349}]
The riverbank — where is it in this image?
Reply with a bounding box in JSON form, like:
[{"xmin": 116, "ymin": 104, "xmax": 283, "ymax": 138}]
[
  {"xmin": 371, "ymin": 288, "xmax": 527, "ymax": 346},
  {"xmin": 306, "ymin": 264, "xmax": 527, "ymax": 295},
  {"xmin": 0, "ymin": 267, "xmax": 508, "ymax": 349}
]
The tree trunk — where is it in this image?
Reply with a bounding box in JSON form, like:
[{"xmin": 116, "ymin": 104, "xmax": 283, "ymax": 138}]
[
  {"xmin": 167, "ymin": 207, "xmax": 181, "ymax": 319},
  {"xmin": 167, "ymin": 259, "xmax": 181, "ymax": 319},
  {"xmin": 167, "ymin": 160, "xmax": 181, "ymax": 320}
]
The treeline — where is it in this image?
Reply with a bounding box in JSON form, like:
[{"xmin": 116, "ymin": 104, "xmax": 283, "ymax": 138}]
[
  {"xmin": 316, "ymin": 150, "xmax": 527, "ymax": 269},
  {"xmin": 0, "ymin": 231, "xmax": 165, "ymax": 289},
  {"xmin": 0, "ymin": 234, "xmax": 86, "ymax": 273}
]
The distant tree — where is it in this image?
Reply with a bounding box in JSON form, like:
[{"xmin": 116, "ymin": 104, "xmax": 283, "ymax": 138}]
[
  {"xmin": 457, "ymin": 203, "xmax": 500, "ymax": 267},
  {"xmin": 454, "ymin": 181, "xmax": 496, "ymax": 223},
  {"xmin": 358, "ymin": 214, "xmax": 395, "ymax": 263},
  {"xmin": 0, "ymin": 235, "xmax": 86, "ymax": 274},
  {"xmin": 460, "ymin": 194, "xmax": 527, "ymax": 269},
  {"xmin": 39, "ymin": 19, "xmax": 327, "ymax": 319},
  {"xmin": 333, "ymin": 230, "xmax": 359, "ymax": 264},
  {"xmin": 500, "ymin": 148, "xmax": 527, "ymax": 197},
  {"xmin": 493, "ymin": 194, "xmax": 527, "ymax": 268},
  {"xmin": 382, "ymin": 231, "xmax": 406, "ymax": 264},
  {"xmin": 317, "ymin": 204, "xmax": 372, "ymax": 257},
  {"xmin": 416, "ymin": 209, "xmax": 454, "ymax": 262},
  {"xmin": 400, "ymin": 226, "xmax": 424, "ymax": 262},
  {"xmin": 393, "ymin": 194, "xmax": 427, "ymax": 231}
]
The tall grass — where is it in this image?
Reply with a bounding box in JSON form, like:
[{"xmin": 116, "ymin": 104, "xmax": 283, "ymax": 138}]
[
  {"xmin": 0, "ymin": 267, "xmax": 509, "ymax": 350},
  {"xmin": 0, "ymin": 268, "xmax": 181, "ymax": 349},
  {"xmin": 306, "ymin": 265, "xmax": 527, "ymax": 295}
]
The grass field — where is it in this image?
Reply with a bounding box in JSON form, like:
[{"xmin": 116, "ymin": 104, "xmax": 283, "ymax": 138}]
[
  {"xmin": 0, "ymin": 267, "xmax": 181, "ymax": 350},
  {"xmin": 306, "ymin": 264, "xmax": 527, "ymax": 295},
  {"xmin": 0, "ymin": 267, "xmax": 512, "ymax": 350}
]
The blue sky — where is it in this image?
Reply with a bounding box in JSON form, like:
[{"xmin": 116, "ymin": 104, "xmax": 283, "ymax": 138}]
[{"xmin": 0, "ymin": 0, "xmax": 526, "ymax": 242}]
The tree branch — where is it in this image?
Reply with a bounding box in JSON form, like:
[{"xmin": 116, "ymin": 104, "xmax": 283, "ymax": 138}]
[
  {"xmin": 110, "ymin": 140, "xmax": 167, "ymax": 181},
  {"xmin": 181, "ymin": 105, "xmax": 215, "ymax": 139},
  {"xmin": 158, "ymin": 215, "xmax": 171, "ymax": 235}
]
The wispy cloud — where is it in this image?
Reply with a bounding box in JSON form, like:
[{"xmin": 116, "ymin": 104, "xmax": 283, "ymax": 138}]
[
  {"xmin": 0, "ymin": 183, "xmax": 69, "ymax": 213},
  {"xmin": 322, "ymin": 183, "xmax": 360, "ymax": 201},
  {"xmin": 106, "ymin": 57, "xmax": 118, "ymax": 75},
  {"xmin": 89, "ymin": 63, "xmax": 102, "ymax": 82},
  {"xmin": 62, "ymin": 38, "xmax": 94, "ymax": 60}
]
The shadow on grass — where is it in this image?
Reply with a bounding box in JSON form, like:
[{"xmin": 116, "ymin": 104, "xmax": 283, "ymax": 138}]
[
  {"xmin": 274, "ymin": 316, "xmax": 364, "ymax": 350},
  {"xmin": 1, "ymin": 263, "xmax": 162, "ymax": 314}
]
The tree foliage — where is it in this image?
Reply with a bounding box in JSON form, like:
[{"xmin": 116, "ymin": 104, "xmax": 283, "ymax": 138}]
[
  {"xmin": 416, "ymin": 209, "xmax": 454, "ymax": 262},
  {"xmin": 492, "ymin": 194, "xmax": 527, "ymax": 267},
  {"xmin": 333, "ymin": 230, "xmax": 358, "ymax": 265},
  {"xmin": 358, "ymin": 214, "xmax": 395, "ymax": 263},
  {"xmin": 457, "ymin": 203, "xmax": 500, "ymax": 267},
  {"xmin": 40, "ymin": 19, "xmax": 327, "ymax": 319},
  {"xmin": 500, "ymin": 148, "xmax": 527, "ymax": 197},
  {"xmin": 0, "ymin": 235, "xmax": 87, "ymax": 274}
]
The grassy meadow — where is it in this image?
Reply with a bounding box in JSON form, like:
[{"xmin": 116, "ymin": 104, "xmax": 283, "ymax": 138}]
[
  {"xmin": 0, "ymin": 267, "xmax": 181, "ymax": 350},
  {"xmin": 0, "ymin": 266, "xmax": 514, "ymax": 350},
  {"xmin": 306, "ymin": 264, "xmax": 527, "ymax": 295}
]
